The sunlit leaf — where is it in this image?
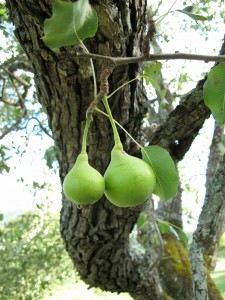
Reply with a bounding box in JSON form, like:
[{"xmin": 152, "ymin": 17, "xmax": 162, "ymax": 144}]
[
  {"xmin": 44, "ymin": 146, "xmax": 57, "ymax": 169},
  {"xmin": 141, "ymin": 146, "xmax": 178, "ymax": 201},
  {"xmin": 143, "ymin": 62, "xmax": 166, "ymax": 100},
  {"xmin": 176, "ymin": 6, "xmax": 208, "ymax": 21},
  {"xmin": 203, "ymin": 63, "xmax": 225, "ymax": 126},
  {"xmin": 178, "ymin": 229, "xmax": 189, "ymax": 246},
  {"xmin": 43, "ymin": 0, "xmax": 98, "ymax": 50},
  {"xmin": 158, "ymin": 219, "xmax": 189, "ymax": 246},
  {"xmin": 158, "ymin": 220, "xmax": 170, "ymax": 234},
  {"xmin": 137, "ymin": 213, "xmax": 147, "ymax": 230}
]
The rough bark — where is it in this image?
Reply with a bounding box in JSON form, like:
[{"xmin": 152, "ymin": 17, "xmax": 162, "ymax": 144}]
[
  {"xmin": 205, "ymin": 123, "xmax": 223, "ymax": 187},
  {"xmin": 190, "ymin": 155, "xmax": 225, "ymax": 300},
  {"xmin": 205, "ymin": 123, "xmax": 224, "ymax": 269},
  {"xmin": 5, "ymin": 1, "xmax": 163, "ymax": 298},
  {"xmin": 150, "ymin": 78, "xmax": 211, "ymax": 162},
  {"xmin": 5, "ymin": 0, "xmax": 223, "ymax": 299},
  {"xmin": 157, "ymin": 181, "xmax": 183, "ymax": 228}
]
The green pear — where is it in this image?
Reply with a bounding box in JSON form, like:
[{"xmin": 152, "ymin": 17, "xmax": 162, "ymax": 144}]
[
  {"xmin": 104, "ymin": 147, "xmax": 156, "ymax": 207},
  {"xmin": 63, "ymin": 152, "xmax": 105, "ymax": 205}
]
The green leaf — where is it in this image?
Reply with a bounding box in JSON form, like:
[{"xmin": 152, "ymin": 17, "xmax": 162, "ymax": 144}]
[
  {"xmin": 137, "ymin": 213, "xmax": 147, "ymax": 230},
  {"xmin": 143, "ymin": 62, "xmax": 166, "ymax": 101},
  {"xmin": 141, "ymin": 146, "xmax": 178, "ymax": 201},
  {"xmin": 178, "ymin": 229, "xmax": 189, "ymax": 246},
  {"xmin": 158, "ymin": 220, "xmax": 170, "ymax": 234},
  {"xmin": 44, "ymin": 146, "xmax": 57, "ymax": 169},
  {"xmin": 203, "ymin": 63, "xmax": 225, "ymax": 126},
  {"xmin": 43, "ymin": 0, "xmax": 98, "ymax": 50},
  {"xmin": 176, "ymin": 6, "xmax": 208, "ymax": 21}
]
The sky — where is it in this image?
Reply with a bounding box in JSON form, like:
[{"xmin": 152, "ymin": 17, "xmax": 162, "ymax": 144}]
[
  {"xmin": 0, "ymin": 132, "xmax": 62, "ymax": 213},
  {"xmin": 0, "ymin": 0, "xmax": 224, "ymax": 232}
]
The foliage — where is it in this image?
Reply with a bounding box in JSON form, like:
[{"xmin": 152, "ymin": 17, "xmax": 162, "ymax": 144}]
[
  {"xmin": 0, "ymin": 145, "xmax": 11, "ymax": 173},
  {"xmin": 0, "ymin": 1, "xmax": 52, "ymax": 175},
  {"xmin": 203, "ymin": 63, "xmax": 225, "ymax": 126},
  {"xmin": 43, "ymin": 0, "xmax": 98, "ymax": 50},
  {"xmin": 136, "ymin": 212, "xmax": 189, "ymax": 248},
  {"xmin": 141, "ymin": 145, "xmax": 178, "ymax": 201},
  {"xmin": 176, "ymin": 6, "xmax": 209, "ymax": 21},
  {"xmin": 44, "ymin": 146, "xmax": 58, "ymax": 170},
  {"xmin": 143, "ymin": 62, "xmax": 166, "ymax": 101},
  {"xmin": 0, "ymin": 209, "xmax": 74, "ymax": 300}
]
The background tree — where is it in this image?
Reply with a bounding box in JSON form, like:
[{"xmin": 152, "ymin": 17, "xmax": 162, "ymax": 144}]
[
  {"xmin": 2, "ymin": 0, "xmax": 225, "ymax": 299},
  {"xmin": 0, "ymin": 209, "xmax": 74, "ymax": 300}
]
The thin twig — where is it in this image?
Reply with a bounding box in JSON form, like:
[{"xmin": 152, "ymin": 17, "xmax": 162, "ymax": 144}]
[
  {"xmin": 0, "ymin": 77, "xmax": 27, "ymax": 139},
  {"xmin": 0, "ymin": 106, "xmax": 26, "ymax": 139},
  {"xmin": 60, "ymin": 51, "xmax": 225, "ymax": 64},
  {"xmin": 25, "ymin": 117, "xmax": 53, "ymax": 139},
  {"xmin": 3, "ymin": 67, "xmax": 31, "ymax": 88},
  {"xmin": 86, "ymin": 61, "xmax": 115, "ymax": 117}
]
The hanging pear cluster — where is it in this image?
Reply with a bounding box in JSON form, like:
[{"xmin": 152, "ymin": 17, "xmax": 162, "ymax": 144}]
[{"xmin": 63, "ymin": 98, "xmax": 156, "ymax": 208}]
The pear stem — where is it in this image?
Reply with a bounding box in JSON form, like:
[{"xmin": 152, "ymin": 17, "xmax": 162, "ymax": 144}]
[
  {"xmin": 102, "ymin": 96, "xmax": 123, "ymax": 150},
  {"xmin": 107, "ymin": 76, "xmax": 141, "ymax": 99},
  {"xmin": 95, "ymin": 107, "xmax": 144, "ymax": 150},
  {"xmin": 80, "ymin": 41, "xmax": 97, "ymax": 97},
  {"xmin": 81, "ymin": 116, "xmax": 92, "ymax": 154}
]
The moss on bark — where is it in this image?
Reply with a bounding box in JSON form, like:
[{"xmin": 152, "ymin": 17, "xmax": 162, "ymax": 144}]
[{"xmin": 159, "ymin": 233, "xmax": 223, "ymax": 300}]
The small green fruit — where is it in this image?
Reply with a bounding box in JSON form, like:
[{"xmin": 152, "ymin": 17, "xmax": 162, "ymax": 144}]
[
  {"xmin": 63, "ymin": 152, "xmax": 105, "ymax": 205},
  {"xmin": 104, "ymin": 147, "xmax": 156, "ymax": 207}
]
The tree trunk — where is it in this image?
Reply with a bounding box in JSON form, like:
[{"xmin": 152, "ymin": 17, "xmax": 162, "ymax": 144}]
[
  {"xmin": 6, "ymin": 1, "xmax": 163, "ymax": 298},
  {"xmin": 190, "ymin": 154, "xmax": 225, "ymax": 300},
  {"xmin": 205, "ymin": 123, "xmax": 224, "ymax": 270},
  {"xmin": 5, "ymin": 0, "xmax": 223, "ymax": 299}
]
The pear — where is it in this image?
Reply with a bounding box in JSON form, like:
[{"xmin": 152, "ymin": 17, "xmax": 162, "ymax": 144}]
[
  {"xmin": 104, "ymin": 146, "xmax": 156, "ymax": 207},
  {"xmin": 63, "ymin": 152, "xmax": 105, "ymax": 205}
]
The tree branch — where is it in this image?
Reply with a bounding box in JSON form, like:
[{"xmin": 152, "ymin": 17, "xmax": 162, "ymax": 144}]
[
  {"xmin": 149, "ymin": 78, "xmax": 211, "ymax": 161},
  {"xmin": 0, "ymin": 54, "xmax": 33, "ymax": 73},
  {"xmin": 25, "ymin": 117, "xmax": 53, "ymax": 139},
  {"xmin": 60, "ymin": 51, "xmax": 225, "ymax": 64},
  {"xmin": 0, "ymin": 77, "xmax": 27, "ymax": 140},
  {"xmin": 149, "ymin": 38, "xmax": 225, "ymax": 161},
  {"xmin": 86, "ymin": 61, "xmax": 115, "ymax": 117},
  {"xmin": 190, "ymin": 155, "xmax": 225, "ymax": 300},
  {"xmin": 3, "ymin": 67, "xmax": 31, "ymax": 88},
  {"xmin": 0, "ymin": 106, "xmax": 27, "ymax": 139}
]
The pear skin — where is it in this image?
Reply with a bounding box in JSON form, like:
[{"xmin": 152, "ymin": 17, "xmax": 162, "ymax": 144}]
[
  {"xmin": 63, "ymin": 153, "xmax": 105, "ymax": 205},
  {"xmin": 104, "ymin": 147, "xmax": 156, "ymax": 207}
]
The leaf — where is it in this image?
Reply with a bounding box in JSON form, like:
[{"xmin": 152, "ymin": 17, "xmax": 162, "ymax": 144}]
[
  {"xmin": 137, "ymin": 213, "xmax": 147, "ymax": 230},
  {"xmin": 176, "ymin": 6, "xmax": 208, "ymax": 21},
  {"xmin": 44, "ymin": 146, "xmax": 57, "ymax": 169},
  {"xmin": 203, "ymin": 63, "xmax": 225, "ymax": 126},
  {"xmin": 143, "ymin": 62, "xmax": 166, "ymax": 101},
  {"xmin": 158, "ymin": 220, "xmax": 170, "ymax": 234},
  {"xmin": 43, "ymin": 0, "xmax": 98, "ymax": 50},
  {"xmin": 178, "ymin": 229, "xmax": 189, "ymax": 246},
  {"xmin": 141, "ymin": 146, "xmax": 178, "ymax": 201}
]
